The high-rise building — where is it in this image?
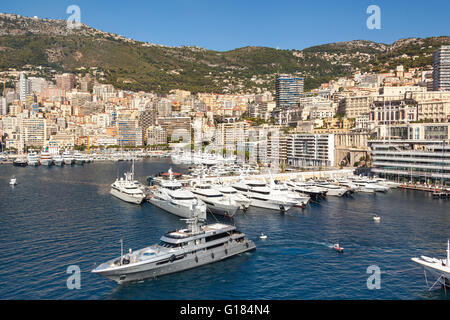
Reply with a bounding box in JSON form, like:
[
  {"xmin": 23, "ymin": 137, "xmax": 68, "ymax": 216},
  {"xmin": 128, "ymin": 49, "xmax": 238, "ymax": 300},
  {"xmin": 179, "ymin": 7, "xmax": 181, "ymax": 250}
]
[
  {"xmin": 55, "ymin": 73, "xmax": 76, "ymax": 91},
  {"xmin": 275, "ymin": 73, "xmax": 304, "ymax": 110},
  {"xmin": 433, "ymin": 45, "xmax": 450, "ymax": 91},
  {"xmin": 117, "ymin": 119, "xmax": 138, "ymax": 146},
  {"xmin": 18, "ymin": 72, "xmax": 31, "ymax": 101}
]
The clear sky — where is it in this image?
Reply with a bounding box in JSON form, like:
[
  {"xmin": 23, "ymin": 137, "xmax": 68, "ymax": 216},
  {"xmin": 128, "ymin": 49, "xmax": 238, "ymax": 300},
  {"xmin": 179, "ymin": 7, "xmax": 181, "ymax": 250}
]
[{"xmin": 1, "ymin": 0, "xmax": 449, "ymax": 51}]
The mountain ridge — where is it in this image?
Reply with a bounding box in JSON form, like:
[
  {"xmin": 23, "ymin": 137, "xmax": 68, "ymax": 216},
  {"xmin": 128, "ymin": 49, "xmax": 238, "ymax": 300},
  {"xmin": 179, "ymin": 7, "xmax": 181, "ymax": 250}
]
[{"xmin": 1, "ymin": 13, "xmax": 449, "ymax": 94}]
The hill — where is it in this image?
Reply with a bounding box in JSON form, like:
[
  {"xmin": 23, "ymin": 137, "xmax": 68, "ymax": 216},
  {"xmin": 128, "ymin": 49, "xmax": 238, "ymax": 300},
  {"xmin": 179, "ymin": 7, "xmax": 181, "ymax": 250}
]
[{"xmin": 1, "ymin": 13, "xmax": 449, "ymax": 94}]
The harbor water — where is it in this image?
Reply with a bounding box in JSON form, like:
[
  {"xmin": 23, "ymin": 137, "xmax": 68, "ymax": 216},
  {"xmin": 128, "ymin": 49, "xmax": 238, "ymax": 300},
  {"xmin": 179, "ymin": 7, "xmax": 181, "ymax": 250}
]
[{"xmin": 0, "ymin": 159, "xmax": 449, "ymax": 299}]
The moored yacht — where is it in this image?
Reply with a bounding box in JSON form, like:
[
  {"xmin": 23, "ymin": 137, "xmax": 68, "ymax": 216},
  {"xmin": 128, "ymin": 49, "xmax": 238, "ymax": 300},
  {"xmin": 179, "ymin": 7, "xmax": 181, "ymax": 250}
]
[
  {"xmin": 13, "ymin": 157, "xmax": 28, "ymax": 167},
  {"xmin": 231, "ymin": 179, "xmax": 297, "ymax": 212},
  {"xmin": 316, "ymin": 182, "xmax": 349, "ymax": 197},
  {"xmin": 73, "ymin": 152, "xmax": 85, "ymax": 165},
  {"xmin": 190, "ymin": 182, "xmax": 240, "ymax": 217},
  {"xmin": 26, "ymin": 152, "xmax": 40, "ymax": 166},
  {"xmin": 286, "ymin": 181, "xmax": 327, "ymax": 200},
  {"xmin": 110, "ymin": 162, "xmax": 146, "ymax": 204},
  {"xmin": 53, "ymin": 154, "xmax": 64, "ymax": 166},
  {"xmin": 213, "ymin": 185, "xmax": 251, "ymax": 210},
  {"xmin": 92, "ymin": 209, "xmax": 256, "ymax": 284},
  {"xmin": 62, "ymin": 151, "xmax": 74, "ymax": 165},
  {"xmin": 39, "ymin": 151, "xmax": 53, "ymax": 166},
  {"xmin": 412, "ymin": 240, "xmax": 450, "ymax": 288},
  {"xmin": 148, "ymin": 168, "xmax": 207, "ymax": 218}
]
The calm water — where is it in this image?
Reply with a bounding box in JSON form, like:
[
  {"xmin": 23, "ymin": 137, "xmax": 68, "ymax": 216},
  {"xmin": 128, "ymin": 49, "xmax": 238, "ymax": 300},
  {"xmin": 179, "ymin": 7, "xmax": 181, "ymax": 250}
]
[{"xmin": 0, "ymin": 160, "xmax": 449, "ymax": 300}]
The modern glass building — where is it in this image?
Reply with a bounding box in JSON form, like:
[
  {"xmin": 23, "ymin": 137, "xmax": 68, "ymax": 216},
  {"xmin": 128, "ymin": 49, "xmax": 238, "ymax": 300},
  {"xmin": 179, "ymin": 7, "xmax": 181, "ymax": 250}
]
[
  {"xmin": 275, "ymin": 74, "xmax": 304, "ymax": 110},
  {"xmin": 369, "ymin": 140, "xmax": 450, "ymax": 185}
]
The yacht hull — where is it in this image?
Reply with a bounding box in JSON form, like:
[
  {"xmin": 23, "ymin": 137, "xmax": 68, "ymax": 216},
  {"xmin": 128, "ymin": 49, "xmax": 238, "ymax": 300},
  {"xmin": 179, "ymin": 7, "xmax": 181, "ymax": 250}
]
[
  {"xmin": 94, "ymin": 240, "xmax": 256, "ymax": 284},
  {"xmin": 248, "ymin": 198, "xmax": 293, "ymax": 212},
  {"xmin": 148, "ymin": 197, "xmax": 196, "ymax": 218},
  {"xmin": 110, "ymin": 188, "xmax": 144, "ymax": 204},
  {"xmin": 63, "ymin": 159, "xmax": 74, "ymax": 165}
]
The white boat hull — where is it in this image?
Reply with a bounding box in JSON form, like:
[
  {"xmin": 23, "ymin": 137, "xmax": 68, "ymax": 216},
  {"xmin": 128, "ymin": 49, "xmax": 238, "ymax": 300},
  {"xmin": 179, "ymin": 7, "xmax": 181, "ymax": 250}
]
[
  {"xmin": 148, "ymin": 197, "xmax": 198, "ymax": 218},
  {"xmin": 110, "ymin": 188, "xmax": 144, "ymax": 204}
]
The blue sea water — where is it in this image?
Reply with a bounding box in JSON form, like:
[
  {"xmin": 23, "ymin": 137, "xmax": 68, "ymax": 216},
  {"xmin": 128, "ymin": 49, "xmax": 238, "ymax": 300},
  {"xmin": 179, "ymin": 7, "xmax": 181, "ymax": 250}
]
[{"xmin": 0, "ymin": 159, "xmax": 448, "ymax": 300}]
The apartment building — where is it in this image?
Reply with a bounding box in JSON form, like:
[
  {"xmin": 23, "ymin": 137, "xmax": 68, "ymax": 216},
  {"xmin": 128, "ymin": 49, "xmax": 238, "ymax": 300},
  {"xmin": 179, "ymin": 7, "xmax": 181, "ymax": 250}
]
[{"xmin": 287, "ymin": 133, "xmax": 335, "ymax": 167}]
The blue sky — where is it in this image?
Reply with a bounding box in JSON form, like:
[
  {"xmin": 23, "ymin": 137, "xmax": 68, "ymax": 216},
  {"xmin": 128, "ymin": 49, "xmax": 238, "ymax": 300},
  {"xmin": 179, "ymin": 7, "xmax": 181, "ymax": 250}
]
[{"xmin": 1, "ymin": 0, "xmax": 449, "ymax": 51}]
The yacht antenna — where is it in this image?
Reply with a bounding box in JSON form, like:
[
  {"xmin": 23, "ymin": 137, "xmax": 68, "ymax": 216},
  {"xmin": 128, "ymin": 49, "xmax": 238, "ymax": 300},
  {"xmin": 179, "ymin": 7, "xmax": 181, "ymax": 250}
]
[
  {"xmin": 447, "ymin": 239, "xmax": 449, "ymax": 267},
  {"xmin": 120, "ymin": 238, "xmax": 124, "ymax": 265}
]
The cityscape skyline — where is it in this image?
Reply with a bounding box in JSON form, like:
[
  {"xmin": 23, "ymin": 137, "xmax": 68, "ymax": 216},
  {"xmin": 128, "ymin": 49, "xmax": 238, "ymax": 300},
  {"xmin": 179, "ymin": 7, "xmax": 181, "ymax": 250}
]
[{"xmin": 1, "ymin": 0, "xmax": 450, "ymax": 51}]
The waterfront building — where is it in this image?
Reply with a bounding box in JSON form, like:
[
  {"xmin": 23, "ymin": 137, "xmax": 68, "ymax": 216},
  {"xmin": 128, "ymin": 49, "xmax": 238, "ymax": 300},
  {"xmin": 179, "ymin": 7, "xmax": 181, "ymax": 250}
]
[
  {"xmin": 375, "ymin": 122, "xmax": 450, "ymax": 141},
  {"xmin": 433, "ymin": 45, "xmax": 450, "ymax": 91},
  {"xmin": 287, "ymin": 133, "xmax": 335, "ymax": 167},
  {"xmin": 158, "ymin": 116, "xmax": 191, "ymax": 142},
  {"xmin": 215, "ymin": 119, "xmax": 249, "ymax": 150},
  {"xmin": 117, "ymin": 119, "xmax": 138, "ymax": 147},
  {"xmin": 21, "ymin": 116, "xmax": 47, "ymax": 147},
  {"xmin": 146, "ymin": 126, "xmax": 167, "ymax": 146},
  {"xmin": 369, "ymin": 139, "xmax": 450, "ymax": 185}
]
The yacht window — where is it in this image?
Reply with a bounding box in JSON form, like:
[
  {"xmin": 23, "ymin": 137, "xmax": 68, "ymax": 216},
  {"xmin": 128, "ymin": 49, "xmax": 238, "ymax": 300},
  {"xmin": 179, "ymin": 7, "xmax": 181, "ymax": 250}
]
[
  {"xmin": 158, "ymin": 241, "xmax": 181, "ymax": 248},
  {"xmin": 171, "ymin": 196, "xmax": 195, "ymax": 200},
  {"xmin": 205, "ymin": 233, "xmax": 229, "ymax": 242}
]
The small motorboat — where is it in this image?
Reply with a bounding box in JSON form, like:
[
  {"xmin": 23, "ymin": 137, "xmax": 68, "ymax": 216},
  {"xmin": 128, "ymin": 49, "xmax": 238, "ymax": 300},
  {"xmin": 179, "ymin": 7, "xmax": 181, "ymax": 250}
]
[
  {"xmin": 9, "ymin": 177, "xmax": 17, "ymax": 185},
  {"xmin": 373, "ymin": 215, "xmax": 381, "ymax": 222},
  {"xmin": 260, "ymin": 233, "xmax": 267, "ymax": 239},
  {"xmin": 333, "ymin": 243, "xmax": 344, "ymax": 253}
]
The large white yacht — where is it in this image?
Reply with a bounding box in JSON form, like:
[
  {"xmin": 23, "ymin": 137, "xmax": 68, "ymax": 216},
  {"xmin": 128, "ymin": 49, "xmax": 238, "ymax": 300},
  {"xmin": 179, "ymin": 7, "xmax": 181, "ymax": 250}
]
[
  {"xmin": 412, "ymin": 240, "xmax": 450, "ymax": 289},
  {"xmin": 26, "ymin": 152, "xmax": 40, "ymax": 166},
  {"xmin": 316, "ymin": 182, "xmax": 349, "ymax": 196},
  {"xmin": 286, "ymin": 181, "xmax": 327, "ymax": 200},
  {"xmin": 92, "ymin": 209, "xmax": 256, "ymax": 284},
  {"xmin": 110, "ymin": 163, "xmax": 146, "ymax": 204},
  {"xmin": 190, "ymin": 182, "xmax": 240, "ymax": 217},
  {"xmin": 73, "ymin": 152, "xmax": 85, "ymax": 165},
  {"xmin": 231, "ymin": 179, "xmax": 297, "ymax": 212},
  {"xmin": 62, "ymin": 151, "xmax": 74, "ymax": 165},
  {"xmin": 213, "ymin": 185, "xmax": 251, "ymax": 210},
  {"xmin": 267, "ymin": 178, "xmax": 310, "ymax": 207},
  {"xmin": 53, "ymin": 154, "xmax": 64, "ymax": 166},
  {"xmin": 39, "ymin": 151, "xmax": 53, "ymax": 166},
  {"xmin": 148, "ymin": 169, "xmax": 207, "ymax": 218}
]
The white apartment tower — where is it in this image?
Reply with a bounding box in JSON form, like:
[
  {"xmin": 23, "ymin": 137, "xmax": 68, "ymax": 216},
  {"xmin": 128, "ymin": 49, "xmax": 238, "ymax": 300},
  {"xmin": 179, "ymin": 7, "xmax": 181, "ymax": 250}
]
[
  {"xmin": 19, "ymin": 72, "xmax": 32, "ymax": 101},
  {"xmin": 433, "ymin": 45, "xmax": 450, "ymax": 91}
]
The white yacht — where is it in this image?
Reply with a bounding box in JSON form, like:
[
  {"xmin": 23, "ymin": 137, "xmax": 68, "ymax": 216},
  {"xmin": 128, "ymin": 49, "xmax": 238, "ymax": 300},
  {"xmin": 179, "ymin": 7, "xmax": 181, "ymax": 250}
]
[
  {"xmin": 190, "ymin": 182, "xmax": 240, "ymax": 217},
  {"xmin": 286, "ymin": 181, "xmax": 327, "ymax": 200},
  {"xmin": 412, "ymin": 240, "xmax": 450, "ymax": 289},
  {"xmin": 92, "ymin": 210, "xmax": 256, "ymax": 284},
  {"xmin": 148, "ymin": 169, "xmax": 207, "ymax": 218},
  {"xmin": 62, "ymin": 151, "xmax": 74, "ymax": 165},
  {"xmin": 267, "ymin": 179, "xmax": 310, "ymax": 207},
  {"xmin": 231, "ymin": 179, "xmax": 297, "ymax": 212},
  {"xmin": 316, "ymin": 182, "xmax": 348, "ymax": 196},
  {"xmin": 110, "ymin": 162, "xmax": 146, "ymax": 204},
  {"xmin": 26, "ymin": 152, "xmax": 40, "ymax": 166},
  {"xmin": 53, "ymin": 154, "xmax": 64, "ymax": 166},
  {"xmin": 213, "ymin": 185, "xmax": 251, "ymax": 210},
  {"xmin": 39, "ymin": 151, "xmax": 53, "ymax": 166},
  {"xmin": 73, "ymin": 152, "xmax": 85, "ymax": 165}
]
